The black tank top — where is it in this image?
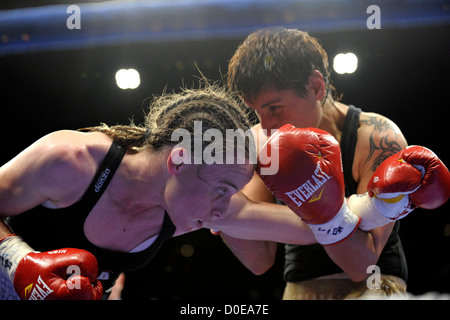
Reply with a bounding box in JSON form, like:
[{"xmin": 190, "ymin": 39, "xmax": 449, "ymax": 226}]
[
  {"xmin": 283, "ymin": 105, "xmax": 408, "ymax": 282},
  {"xmin": 6, "ymin": 141, "xmax": 176, "ymax": 290}
]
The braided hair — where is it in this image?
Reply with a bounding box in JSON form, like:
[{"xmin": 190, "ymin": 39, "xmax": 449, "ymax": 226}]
[{"xmin": 82, "ymin": 84, "xmax": 254, "ymax": 164}]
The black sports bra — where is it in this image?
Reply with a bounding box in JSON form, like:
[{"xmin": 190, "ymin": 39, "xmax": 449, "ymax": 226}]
[{"xmin": 6, "ymin": 141, "xmax": 176, "ymax": 290}]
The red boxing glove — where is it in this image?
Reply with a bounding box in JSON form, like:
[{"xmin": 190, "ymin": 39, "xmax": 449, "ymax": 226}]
[
  {"xmin": 369, "ymin": 146, "xmax": 450, "ymax": 210},
  {"xmin": 349, "ymin": 146, "xmax": 450, "ymax": 231},
  {"xmin": 367, "ymin": 145, "xmax": 450, "ymax": 216},
  {"xmin": 257, "ymin": 124, "xmax": 360, "ymax": 245},
  {"xmin": 14, "ymin": 248, "xmax": 103, "ymax": 300},
  {"xmin": 0, "ymin": 235, "xmax": 103, "ymax": 300}
]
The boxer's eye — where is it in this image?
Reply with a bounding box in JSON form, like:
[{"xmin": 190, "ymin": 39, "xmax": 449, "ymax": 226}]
[
  {"xmin": 268, "ymin": 105, "xmax": 283, "ymax": 116},
  {"xmin": 217, "ymin": 187, "xmax": 228, "ymax": 197}
]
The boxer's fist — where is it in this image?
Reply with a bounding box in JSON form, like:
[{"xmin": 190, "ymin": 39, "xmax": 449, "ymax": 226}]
[
  {"xmin": 369, "ymin": 146, "xmax": 450, "ymax": 209},
  {"xmin": 257, "ymin": 124, "xmax": 360, "ymax": 245},
  {"xmin": 0, "ymin": 235, "xmax": 102, "ymax": 300},
  {"xmin": 14, "ymin": 248, "xmax": 103, "ymax": 300},
  {"xmin": 368, "ymin": 146, "xmax": 450, "ymax": 217},
  {"xmin": 350, "ymin": 146, "xmax": 450, "ymax": 231}
]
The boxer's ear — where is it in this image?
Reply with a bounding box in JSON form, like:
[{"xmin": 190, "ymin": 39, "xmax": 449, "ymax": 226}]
[
  {"xmin": 308, "ymin": 70, "xmax": 326, "ymax": 101},
  {"xmin": 167, "ymin": 147, "xmax": 187, "ymax": 175}
]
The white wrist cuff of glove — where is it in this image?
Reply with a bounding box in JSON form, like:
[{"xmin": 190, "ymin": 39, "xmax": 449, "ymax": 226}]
[
  {"xmin": 0, "ymin": 235, "xmax": 35, "ymax": 283},
  {"xmin": 348, "ymin": 192, "xmax": 415, "ymax": 231},
  {"xmin": 308, "ymin": 201, "xmax": 361, "ymax": 245}
]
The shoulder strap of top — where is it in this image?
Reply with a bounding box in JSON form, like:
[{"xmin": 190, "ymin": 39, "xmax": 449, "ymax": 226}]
[
  {"xmin": 77, "ymin": 141, "xmax": 127, "ymax": 213},
  {"xmin": 75, "ymin": 141, "xmax": 176, "ymax": 265},
  {"xmin": 341, "ymin": 105, "xmax": 361, "ymax": 197}
]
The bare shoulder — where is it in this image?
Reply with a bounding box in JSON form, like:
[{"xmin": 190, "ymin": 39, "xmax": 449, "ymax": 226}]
[
  {"xmin": 353, "ymin": 112, "xmax": 407, "ymax": 191},
  {"xmin": 35, "ymin": 130, "xmax": 113, "ymax": 204},
  {"xmin": 32, "ymin": 130, "xmax": 110, "ymax": 174},
  {"xmin": 0, "ymin": 130, "xmax": 112, "ymax": 210}
]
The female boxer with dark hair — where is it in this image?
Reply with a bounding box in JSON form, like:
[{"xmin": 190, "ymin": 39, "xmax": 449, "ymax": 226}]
[{"xmin": 226, "ymin": 27, "xmax": 450, "ymax": 299}]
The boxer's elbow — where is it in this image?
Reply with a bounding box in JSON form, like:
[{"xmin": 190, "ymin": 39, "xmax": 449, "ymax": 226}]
[
  {"xmin": 347, "ymin": 269, "xmax": 370, "ymax": 283},
  {"xmin": 245, "ymin": 248, "xmax": 277, "ymax": 276},
  {"xmin": 345, "ymin": 257, "xmax": 378, "ymax": 282},
  {"xmin": 247, "ymin": 258, "xmax": 275, "ymax": 276},
  {"xmin": 226, "ymin": 239, "xmax": 278, "ymax": 276}
]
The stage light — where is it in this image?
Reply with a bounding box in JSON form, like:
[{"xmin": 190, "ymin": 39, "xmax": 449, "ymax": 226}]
[
  {"xmin": 333, "ymin": 53, "xmax": 358, "ymax": 74},
  {"xmin": 115, "ymin": 68, "xmax": 140, "ymax": 89}
]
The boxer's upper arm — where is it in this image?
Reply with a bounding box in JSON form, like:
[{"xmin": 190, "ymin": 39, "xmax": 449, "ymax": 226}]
[
  {"xmin": 354, "ymin": 112, "xmax": 408, "ymax": 192},
  {"xmin": 0, "ymin": 132, "xmax": 92, "ymax": 216},
  {"xmin": 353, "ymin": 113, "xmax": 408, "ymax": 251}
]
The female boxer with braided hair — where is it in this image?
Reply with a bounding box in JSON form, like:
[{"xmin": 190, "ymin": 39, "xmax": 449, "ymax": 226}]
[{"xmin": 0, "ymin": 84, "xmax": 255, "ymax": 300}]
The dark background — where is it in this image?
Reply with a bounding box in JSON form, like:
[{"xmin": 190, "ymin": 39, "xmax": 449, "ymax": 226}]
[{"xmin": 1, "ymin": 1, "xmax": 449, "ymax": 299}]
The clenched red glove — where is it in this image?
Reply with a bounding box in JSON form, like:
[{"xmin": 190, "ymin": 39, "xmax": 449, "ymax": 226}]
[
  {"xmin": 0, "ymin": 235, "xmax": 103, "ymax": 300},
  {"xmin": 257, "ymin": 124, "xmax": 360, "ymax": 245},
  {"xmin": 349, "ymin": 146, "xmax": 450, "ymax": 230}
]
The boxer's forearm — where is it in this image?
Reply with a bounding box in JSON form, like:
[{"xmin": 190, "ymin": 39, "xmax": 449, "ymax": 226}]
[
  {"xmin": 211, "ymin": 194, "xmax": 316, "ymax": 244},
  {"xmin": 324, "ymin": 223, "xmax": 394, "ymax": 282},
  {"xmin": 213, "ymin": 192, "xmax": 392, "ymax": 280},
  {"xmin": 210, "ymin": 193, "xmax": 313, "ymax": 276}
]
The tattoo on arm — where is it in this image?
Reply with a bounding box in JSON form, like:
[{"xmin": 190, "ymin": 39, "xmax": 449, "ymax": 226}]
[{"xmin": 361, "ymin": 116, "xmax": 404, "ymax": 172}]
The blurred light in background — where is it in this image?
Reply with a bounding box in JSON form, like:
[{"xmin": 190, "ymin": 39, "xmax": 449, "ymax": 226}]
[
  {"xmin": 333, "ymin": 52, "xmax": 358, "ymax": 74},
  {"xmin": 180, "ymin": 243, "xmax": 194, "ymax": 258},
  {"xmin": 115, "ymin": 68, "xmax": 140, "ymax": 89}
]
